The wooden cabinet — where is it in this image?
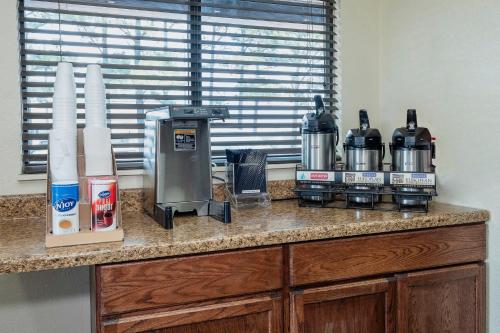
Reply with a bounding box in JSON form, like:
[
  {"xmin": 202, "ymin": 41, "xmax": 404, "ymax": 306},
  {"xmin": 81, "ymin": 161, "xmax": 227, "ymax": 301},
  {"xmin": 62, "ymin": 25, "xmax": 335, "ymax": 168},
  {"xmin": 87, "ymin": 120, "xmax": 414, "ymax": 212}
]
[
  {"xmin": 100, "ymin": 293, "xmax": 282, "ymax": 333},
  {"xmin": 290, "ymin": 278, "xmax": 395, "ymax": 333},
  {"xmin": 93, "ymin": 224, "xmax": 486, "ymax": 333},
  {"xmin": 397, "ymin": 264, "xmax": 485, "ymax": 333},
  {"xmin": 289, "ymin": 263, "xmax": 485, "ymax": 333}
]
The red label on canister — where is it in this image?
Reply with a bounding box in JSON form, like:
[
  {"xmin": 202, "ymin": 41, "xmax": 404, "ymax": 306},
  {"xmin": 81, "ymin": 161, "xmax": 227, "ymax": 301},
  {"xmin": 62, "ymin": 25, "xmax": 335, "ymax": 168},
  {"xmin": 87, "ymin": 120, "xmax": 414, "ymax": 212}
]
[
  {"xmin": 310, "ymin": 172, "xmax": 329, "ymax": 180},
  {"xmin": 90, "ymin": 179, "xmax": 117, "ymax": 231}
]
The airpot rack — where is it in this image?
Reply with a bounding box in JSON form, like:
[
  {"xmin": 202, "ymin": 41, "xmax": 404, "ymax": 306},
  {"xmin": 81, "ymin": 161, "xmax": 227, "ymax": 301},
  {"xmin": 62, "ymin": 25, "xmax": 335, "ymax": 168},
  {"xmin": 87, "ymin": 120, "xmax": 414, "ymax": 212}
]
[{"xmin": 294, "ymin": 164, "xmax": 437, "ymax": 212}]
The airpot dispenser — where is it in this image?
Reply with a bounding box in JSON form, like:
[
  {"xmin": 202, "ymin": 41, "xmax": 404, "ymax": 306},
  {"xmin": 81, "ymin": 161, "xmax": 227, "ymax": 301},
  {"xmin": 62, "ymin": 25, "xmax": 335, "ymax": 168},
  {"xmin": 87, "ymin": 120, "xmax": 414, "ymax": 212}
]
[
  {"xmin": 390, "ymin": 109, "xmax": 436, "ymax": 206},
  {"xmin": 344, "ymin": 110, "xmax": 385, "ymax": 203},
  {"xmin": 301, "ymin": 95, "xmax": 338, "ymax": 201}
]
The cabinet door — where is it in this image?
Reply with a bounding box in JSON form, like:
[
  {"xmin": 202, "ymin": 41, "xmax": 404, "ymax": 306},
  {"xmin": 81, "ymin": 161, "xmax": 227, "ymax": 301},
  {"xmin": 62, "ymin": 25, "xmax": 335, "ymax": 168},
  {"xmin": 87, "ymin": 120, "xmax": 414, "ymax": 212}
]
[
  {"xmin": 397, "ymin": 263, "xmax": 485, "ymax": 333},
  {"xmin": 100, "ymin": 293, "xmax": 282, "ymax": 333},
  {"xmin": 290, "ymin": 278, "xmax": 395, "ymax": 333}
]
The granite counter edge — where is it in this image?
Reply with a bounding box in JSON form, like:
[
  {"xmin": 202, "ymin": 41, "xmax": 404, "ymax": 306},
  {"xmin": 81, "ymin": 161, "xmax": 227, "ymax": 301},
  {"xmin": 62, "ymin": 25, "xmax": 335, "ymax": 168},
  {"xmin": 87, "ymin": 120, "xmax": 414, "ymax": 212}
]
[{"xmin": 0, "ymin": 210, "xmax": 489, "ymax": 274}]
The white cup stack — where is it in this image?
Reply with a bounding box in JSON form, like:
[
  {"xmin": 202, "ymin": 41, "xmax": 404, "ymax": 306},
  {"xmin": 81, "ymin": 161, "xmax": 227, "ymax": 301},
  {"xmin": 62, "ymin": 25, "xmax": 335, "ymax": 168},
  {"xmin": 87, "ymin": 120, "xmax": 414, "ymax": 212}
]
[
  {"xmin": 50, "ymin": 62, "xmax": 78, "ymax": 182},
  {"xmin": 84, "ymin": 64, "xmax": 113, "ymax": 176},
  {"xmin": 85, "ymin": 64, "xmax": 107, "ymax": 128},
  {"xmin": 52, "ymin": 62, "xmax": 77, "ymax": 130}
]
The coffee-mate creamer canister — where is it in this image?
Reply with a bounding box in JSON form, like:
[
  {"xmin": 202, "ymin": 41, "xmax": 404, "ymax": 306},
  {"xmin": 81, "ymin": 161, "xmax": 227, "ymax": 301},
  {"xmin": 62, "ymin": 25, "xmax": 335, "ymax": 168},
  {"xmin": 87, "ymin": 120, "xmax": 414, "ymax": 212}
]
[
  {"xmin": 51, "ymin": 181, "xmax": 80, "ymax": 235},
  {"xmin": 90, "ymin": 179, "xmax": 117, "ymax": 232}
]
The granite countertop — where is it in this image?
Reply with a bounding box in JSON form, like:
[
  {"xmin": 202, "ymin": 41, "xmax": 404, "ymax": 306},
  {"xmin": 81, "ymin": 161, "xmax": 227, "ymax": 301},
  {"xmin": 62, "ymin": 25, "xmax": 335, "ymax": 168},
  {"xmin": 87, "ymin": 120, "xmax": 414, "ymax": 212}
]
[{"xmin": 0, "ymin": 200, "xmax": 489, "ymax": 274}]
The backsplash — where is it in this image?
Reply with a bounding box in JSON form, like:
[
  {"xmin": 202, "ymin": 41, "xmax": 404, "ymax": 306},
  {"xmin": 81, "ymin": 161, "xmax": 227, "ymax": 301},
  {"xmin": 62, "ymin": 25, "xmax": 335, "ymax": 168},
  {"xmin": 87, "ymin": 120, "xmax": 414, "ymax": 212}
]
[
  {"xmin": 0, "ymin": 194, "xmax": 46, "ymax": 219},
  {"xmin": 0, "ymin": 180, "xmax": 296, "ymax": 219},
  {"xmin": 212, "ymin": 179, "xmax": 295, "ymax": 201}
]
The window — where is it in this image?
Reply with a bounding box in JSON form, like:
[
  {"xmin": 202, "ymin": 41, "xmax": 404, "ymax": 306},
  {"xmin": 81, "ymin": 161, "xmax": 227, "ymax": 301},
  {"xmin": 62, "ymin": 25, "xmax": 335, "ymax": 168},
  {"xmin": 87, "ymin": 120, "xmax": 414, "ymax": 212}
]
[{"xmin": 19, "ymin": 0, "xmax": 339, "ymax": 173}]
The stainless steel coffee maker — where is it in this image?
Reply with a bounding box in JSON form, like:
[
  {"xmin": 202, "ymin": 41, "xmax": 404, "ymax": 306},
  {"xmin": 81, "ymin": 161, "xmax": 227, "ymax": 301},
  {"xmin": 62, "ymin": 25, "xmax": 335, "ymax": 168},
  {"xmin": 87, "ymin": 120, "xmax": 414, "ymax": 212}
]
[
  {"xmin": 301, "ymin": 95, "xmax": 338, "ymax": 201},
  {"xmin": 390, "ymin": 109, "xmax": 436, "ymax": 206},
  {"xmin": 344, "ymin": 110, "xmax": 384, "ymax": 203},
  {"xmin": 144, "ymin": 105, "xmax": 231, "ymax": 229}
]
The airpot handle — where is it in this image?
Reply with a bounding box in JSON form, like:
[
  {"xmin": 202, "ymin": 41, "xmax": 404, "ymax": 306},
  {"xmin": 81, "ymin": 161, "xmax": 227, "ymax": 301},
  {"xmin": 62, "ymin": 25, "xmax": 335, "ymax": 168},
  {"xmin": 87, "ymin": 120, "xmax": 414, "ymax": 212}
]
[
  {"xmin": 359, "ymin": 109, "xmax": 370, "ymax": 129},
  {"xmin": 314, "ymin": 95, "xmax": 325, "ymax": 115},
  {"xmin": 406, "ymin": 109, "xmax": 418, "ymax": 131}
]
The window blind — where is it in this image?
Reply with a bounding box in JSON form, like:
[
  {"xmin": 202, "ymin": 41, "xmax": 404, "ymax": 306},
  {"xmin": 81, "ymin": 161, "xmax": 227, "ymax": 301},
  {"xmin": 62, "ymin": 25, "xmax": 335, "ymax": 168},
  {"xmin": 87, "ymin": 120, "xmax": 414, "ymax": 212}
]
[{"xmin": 19, "ymin": 0, "xmax": 338, "ymax": 173}]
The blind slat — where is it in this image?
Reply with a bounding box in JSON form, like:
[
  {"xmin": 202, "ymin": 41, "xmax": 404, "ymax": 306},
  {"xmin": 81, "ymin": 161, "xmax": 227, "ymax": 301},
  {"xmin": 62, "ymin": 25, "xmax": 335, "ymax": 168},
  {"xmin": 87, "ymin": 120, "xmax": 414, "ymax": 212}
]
[
  {"xmin": 23, "ymin": 82, "xmax": 333, "ymax": 95},
  {"xmin": 23, "ymin": 142, "xmax": 145, "ymax": 150},
  {"xmin": 21, "ymin": 163, "xmax": 138, "ymax": 174},
  {"xmin": 23, "ymin": 71, "xmax": 334, "ymax": 85},
  {"xmin": 24, "ymin": 103, "xmax": 338, "ymax": 112},
  {"xmin": 23, "ymin": 112, "xmax": 306, "ymax": 120},
  {"xmin": 22, "ymin": 3, "xmax": 332, "ymax": 26},
  {"xmin": 24, "ymin": 48, "xmax": 331, "ymax": 69},
  {"xmin": 22, "ymin": 29, "xmax": 333, "ymax": 51},
  {"xmin": 23, "ymin": 131, "xmax": 306, "ymax": 140},
  {"xmin": 24, "ymin": 39, "xmax": 335, "ymax": 59},
  {"xmin": 22, "ymin": 22, "xmax": 334, "ymax": 43},
  {"xmin": 24, "ymin": 152, "xmax": 144, "ymax": 162},
  {"xmin": 34, "ymin": 0, "xmax": 332, "ymax": 19},
  {"xmin": 24, "ymin": 122, "xmax": 306, "ymax": 131},
  {"xmin": 212, "ymin": 139, "xmax": 301, "ymax": 146},
  {"xmin": 24, "ymin": 97, "xmax": 337, "ymax": 105},
  {"xmin": 24, "ymin": 87, "xmax": 333, "ymax": 97},
  {"xmin": 24, "ymin": 60, "xmax": 338, "ymax": 77},
  {"xmin": 23, "ymin": 123, "xmax": 145, "ymax": 130},
  {"xmin": 212, "ymin": 148, "xmax": 300, "ymax": 156},
  {"xmin": 24, "ymin": 43, "xmax": 336, "ymax": 61},
  {"xmin": 21, "ymin": 4, "xmax": 335, "ymax": 35}
]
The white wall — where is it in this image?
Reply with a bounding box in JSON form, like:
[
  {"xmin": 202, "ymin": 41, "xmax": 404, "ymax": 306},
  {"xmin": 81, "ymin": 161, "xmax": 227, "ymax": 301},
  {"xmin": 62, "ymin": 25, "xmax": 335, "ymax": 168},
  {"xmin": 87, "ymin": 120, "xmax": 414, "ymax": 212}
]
[
  {"xmin": 0, "ymin": 267, "xmax": 90, "ymax": 333},
  {"xmin": 339, "ymin": 0, "xmax": 381, "ymax": 138},
  {"xmin": 0, "ymin": 1, "xmax": 382, "ymax": 332},
  {"xmin": 0, "ymin": 0, "xmax": 26, "ymax": 194},
  {"xmin": 379, "ymin": 0, "xmax": 500, "ymax": 329}
]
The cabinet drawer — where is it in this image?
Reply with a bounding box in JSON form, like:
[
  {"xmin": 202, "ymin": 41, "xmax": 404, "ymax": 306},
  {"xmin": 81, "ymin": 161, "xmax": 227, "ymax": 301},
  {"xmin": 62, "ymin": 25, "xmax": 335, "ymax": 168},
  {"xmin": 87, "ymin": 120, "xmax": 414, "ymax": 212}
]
[
  {"xmin": 97, "ymin": 247, "xmax": 283, "ymax": 315},
  {"xmin": 100, "ymin": 293, "xmax": 282, "ymax": 333},
  {"xmin": 289, "ymin": 224, "xmax": 485, "ymax": 286}
]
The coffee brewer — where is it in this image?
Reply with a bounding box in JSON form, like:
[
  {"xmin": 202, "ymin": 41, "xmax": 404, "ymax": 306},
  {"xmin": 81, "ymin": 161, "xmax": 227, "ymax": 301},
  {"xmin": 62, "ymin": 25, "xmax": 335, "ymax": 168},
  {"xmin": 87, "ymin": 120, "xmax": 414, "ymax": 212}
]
[{"xmin": 144, "ymin": 106, "xmax": 231, "ymax": 229}]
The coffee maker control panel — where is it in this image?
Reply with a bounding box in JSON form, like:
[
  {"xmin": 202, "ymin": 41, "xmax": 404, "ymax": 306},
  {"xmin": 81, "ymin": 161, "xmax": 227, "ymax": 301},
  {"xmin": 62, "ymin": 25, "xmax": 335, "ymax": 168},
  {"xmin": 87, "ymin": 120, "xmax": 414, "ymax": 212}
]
[{"xmin": 170, "ymin": 106, "xmax": 230, "ymax": 120}]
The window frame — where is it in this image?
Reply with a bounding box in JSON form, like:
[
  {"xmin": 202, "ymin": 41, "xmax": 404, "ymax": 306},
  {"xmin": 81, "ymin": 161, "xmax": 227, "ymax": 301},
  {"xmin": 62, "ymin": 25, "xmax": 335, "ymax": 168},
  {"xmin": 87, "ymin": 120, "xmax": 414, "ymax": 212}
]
[{"xmin": 18, "ymin": 0, "xmax": 339, "ymax": 173}]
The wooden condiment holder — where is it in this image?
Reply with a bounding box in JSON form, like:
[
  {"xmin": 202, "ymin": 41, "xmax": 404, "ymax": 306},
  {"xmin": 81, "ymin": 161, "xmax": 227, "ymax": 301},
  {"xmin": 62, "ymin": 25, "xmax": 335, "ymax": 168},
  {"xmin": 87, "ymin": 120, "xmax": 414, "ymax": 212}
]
[{"xmin": 45, "ymin": 129, "xmax": 124, "ymax": 248}]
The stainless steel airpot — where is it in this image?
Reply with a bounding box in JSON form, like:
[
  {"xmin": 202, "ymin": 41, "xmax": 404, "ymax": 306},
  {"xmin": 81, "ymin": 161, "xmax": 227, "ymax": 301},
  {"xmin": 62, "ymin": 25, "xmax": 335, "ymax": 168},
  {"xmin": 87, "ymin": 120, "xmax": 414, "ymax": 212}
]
[
  {"xmin": 390, "ymin": 109, "xmax": 436, "ymax": 206},
  {"xmin": 344, "ymin": 110, "xmax": 385, "ymax": 203},
  {"xmin": 301, "ymin": 95, "xmax": 338, "ymax": 201}
]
